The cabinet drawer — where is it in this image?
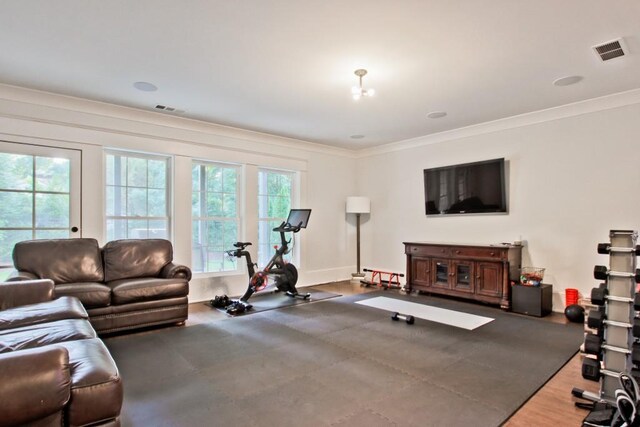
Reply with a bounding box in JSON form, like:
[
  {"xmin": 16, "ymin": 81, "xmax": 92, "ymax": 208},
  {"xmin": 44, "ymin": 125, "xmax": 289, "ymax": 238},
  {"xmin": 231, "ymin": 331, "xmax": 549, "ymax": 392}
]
[
  {"xmin": 451, "ymin": 246, "xmax": 505, "ymax": 260},
  {"xmin": 406, "ymin": 245, "xmax": 449, "ymax": 257}
]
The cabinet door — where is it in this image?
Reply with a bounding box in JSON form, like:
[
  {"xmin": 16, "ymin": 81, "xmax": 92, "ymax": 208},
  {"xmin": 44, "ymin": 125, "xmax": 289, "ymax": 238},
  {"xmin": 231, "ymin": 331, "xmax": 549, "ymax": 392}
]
[
  {"xmin": 432, "ymin": 259, "xmax": 451, "ymax": 289},
  {"xmin": 411, "ymin": 257, "xmax": 432, "ymax": 287},
  {"xmin": 476, "ymin": 262, "xmax": 503, "ymax": 297},
  {"xmin": 452, "ymin": 260, "xmax": 475, "ymax": 293}
]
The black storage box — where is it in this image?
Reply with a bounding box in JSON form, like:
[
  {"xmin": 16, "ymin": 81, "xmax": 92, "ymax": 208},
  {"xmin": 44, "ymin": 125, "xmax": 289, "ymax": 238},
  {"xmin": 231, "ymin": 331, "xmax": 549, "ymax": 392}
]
[{"xmin": 511, "ymin": 283, "xmax": 553, "ymax": 317}]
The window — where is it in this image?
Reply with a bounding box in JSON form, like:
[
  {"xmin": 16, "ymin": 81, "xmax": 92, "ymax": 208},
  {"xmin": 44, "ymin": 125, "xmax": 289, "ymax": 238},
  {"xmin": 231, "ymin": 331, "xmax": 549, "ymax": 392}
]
[
  {"xmin": 105, "ymin": 151, "xmax": 170, "ymax": 241},
  {"xmin": 257, "ymin": 169, "xmax": 293, "ymax": 267},
  {"xmin": 0, "ymin": 142, "xmax": 81, "ymax": 269},
  {"xmin": 192, "ymin": 162, "xmax": 239, "ymax": 273}
]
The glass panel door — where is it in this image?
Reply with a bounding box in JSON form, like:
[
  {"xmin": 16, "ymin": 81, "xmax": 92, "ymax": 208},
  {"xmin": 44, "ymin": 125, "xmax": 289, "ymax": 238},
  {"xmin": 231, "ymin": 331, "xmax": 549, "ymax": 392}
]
[
  {"xmin": 432, "ymin": 259, "xmax": 450, "ymax": 289},
  {"xmin": 0, "ymin": 141, "xmax": 81, "ymax": 268}
]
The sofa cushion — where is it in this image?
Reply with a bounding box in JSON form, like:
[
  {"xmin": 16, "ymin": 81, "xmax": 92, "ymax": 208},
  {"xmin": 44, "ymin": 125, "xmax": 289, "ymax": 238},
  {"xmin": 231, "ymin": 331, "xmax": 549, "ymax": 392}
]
[
  {"xmin": 103, "ymin": 239, "xmax": 173, "ymax": 282},
  {"xmin": 13, "ymin": 238, "xmax": 105, "ymax": 284},
  {"xmin": 0, "ymin": 319, "xmax": 96, "ymax": 353},
  {"xmin": 55, "ymin": 282, "xmax": 111, "ymax": 309},
  {"xmin": 108, "ymin": 277, "xmax": 188, "ymax": 305},
  {"xmin": 0, "ymin": 296, "xmax": 88, "ymax": 331},
  {"xmin": 56, "ymin": 338, "xmax": 122, "ymax": 426}
]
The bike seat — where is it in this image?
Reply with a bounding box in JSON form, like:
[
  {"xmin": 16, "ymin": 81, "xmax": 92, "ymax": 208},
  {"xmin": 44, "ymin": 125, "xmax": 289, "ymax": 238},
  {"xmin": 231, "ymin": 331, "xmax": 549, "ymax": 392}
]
[{"xmin": 233, "ymin": 242, "xmax": 252, "ymax": 248}]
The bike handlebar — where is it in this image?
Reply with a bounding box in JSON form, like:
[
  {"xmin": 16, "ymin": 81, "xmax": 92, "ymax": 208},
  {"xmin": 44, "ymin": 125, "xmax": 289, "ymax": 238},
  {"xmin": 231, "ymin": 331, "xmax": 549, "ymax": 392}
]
[{"xmin": 272, "ymin": 221, "xmax": 304, "ymax": 233}]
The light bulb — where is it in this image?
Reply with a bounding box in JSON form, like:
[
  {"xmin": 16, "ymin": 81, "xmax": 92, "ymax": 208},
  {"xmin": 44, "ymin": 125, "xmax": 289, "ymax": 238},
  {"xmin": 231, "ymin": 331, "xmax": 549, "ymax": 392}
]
[
  {"xmin": 367, "ymin": 88, "xmax": 375, "ymax": 97},
  {"xmin": 351, "ymin": 86, "xmax": 361, "ymax": 95},
  {"xmin": 352, "ymin": 92, "xmax": 361, "ymax": 100}
]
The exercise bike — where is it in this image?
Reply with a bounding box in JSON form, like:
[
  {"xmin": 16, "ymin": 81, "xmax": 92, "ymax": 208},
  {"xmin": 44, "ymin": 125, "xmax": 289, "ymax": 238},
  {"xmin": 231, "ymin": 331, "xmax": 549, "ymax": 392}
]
[{"xmin": 211, "ymin": 209, "xmax": 312, "ymax": 315}]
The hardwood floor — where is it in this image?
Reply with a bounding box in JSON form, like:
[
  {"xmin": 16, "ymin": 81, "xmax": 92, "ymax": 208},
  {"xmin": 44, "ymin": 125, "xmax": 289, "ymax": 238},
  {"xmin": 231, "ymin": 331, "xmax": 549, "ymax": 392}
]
[{"xmin": 187, "ymin": 280, "xmax": 594, "ymax": 426}]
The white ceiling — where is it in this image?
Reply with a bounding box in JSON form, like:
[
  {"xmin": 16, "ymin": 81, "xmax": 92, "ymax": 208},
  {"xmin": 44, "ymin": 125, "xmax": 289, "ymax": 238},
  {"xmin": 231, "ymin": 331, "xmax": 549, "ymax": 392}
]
[{"xmin": 0, "ymin": 1, "xmax": 639, "ymax": 149}]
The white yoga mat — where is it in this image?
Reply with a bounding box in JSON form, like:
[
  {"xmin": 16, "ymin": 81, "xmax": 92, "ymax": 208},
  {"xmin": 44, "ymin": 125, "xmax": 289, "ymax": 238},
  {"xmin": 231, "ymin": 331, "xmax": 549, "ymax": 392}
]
[{"xmin": 356, "ymin": 296, "xmax": 494, "ymax": 330}]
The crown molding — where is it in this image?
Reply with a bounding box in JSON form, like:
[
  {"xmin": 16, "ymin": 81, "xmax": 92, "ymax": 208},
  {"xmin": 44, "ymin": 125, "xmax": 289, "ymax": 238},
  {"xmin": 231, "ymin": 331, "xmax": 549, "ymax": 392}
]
[
  {"xmin": 0, "ymin": 83, "xmax": 357, "ymax": 159},
  {"xmin": 357, "ymin": 88, "xmax": 640, "ymax": 158}
]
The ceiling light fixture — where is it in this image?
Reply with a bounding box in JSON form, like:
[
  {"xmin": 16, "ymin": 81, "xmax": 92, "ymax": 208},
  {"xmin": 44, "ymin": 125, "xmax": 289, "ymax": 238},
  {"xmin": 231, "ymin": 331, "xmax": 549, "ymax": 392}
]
[
  {"xmin": 351, "ymin": 69, "xmax": 375, "ymax": 100},
  {"xmin": 133, "ymin": 81, "xmax": 158, "ymax": 92},
  {"xmin": 553, "ymin": 75, "xmax": 583, "ymax": 87}
]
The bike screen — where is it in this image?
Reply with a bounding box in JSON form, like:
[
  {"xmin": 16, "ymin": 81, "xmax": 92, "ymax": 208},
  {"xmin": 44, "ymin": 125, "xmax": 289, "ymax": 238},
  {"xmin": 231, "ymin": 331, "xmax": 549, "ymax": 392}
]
[{"xmin": 286, "ymin": 209, "xmax": 311, "ymax": 228}]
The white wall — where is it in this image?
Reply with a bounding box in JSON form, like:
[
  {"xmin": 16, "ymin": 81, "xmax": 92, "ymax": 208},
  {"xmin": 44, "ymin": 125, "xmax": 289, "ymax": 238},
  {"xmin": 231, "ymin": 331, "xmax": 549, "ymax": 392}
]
[
  {"xmin": 356, "ymin": 101, "xmax": 640, "ymax": 311},
  {"xmin": 0, "ymin": 84, "xmax": 358, "ymax": 301}
]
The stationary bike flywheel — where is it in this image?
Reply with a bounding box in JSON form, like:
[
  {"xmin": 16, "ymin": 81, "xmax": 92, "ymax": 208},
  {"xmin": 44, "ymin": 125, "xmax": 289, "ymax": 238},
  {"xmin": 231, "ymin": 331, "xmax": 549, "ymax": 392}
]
[{"xmin": 250, "ymin": 271, "xmax": 268, "ymax": 291}]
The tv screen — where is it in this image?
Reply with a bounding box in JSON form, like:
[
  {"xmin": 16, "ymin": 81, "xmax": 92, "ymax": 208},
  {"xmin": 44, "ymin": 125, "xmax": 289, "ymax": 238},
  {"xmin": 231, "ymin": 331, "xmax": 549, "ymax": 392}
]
[{"xmin": 424, "ymin": 158, "xmax": 507, "ymax": 215}]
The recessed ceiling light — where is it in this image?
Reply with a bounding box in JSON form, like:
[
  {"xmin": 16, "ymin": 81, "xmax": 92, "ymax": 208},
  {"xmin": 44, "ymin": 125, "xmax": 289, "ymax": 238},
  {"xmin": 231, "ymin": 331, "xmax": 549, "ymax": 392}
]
[
  {"xmin": 350, "ymin": 135, "xmax": 365, "ymax": 139},
  {"xmin": 426, "ymin": 111, "xmax": 447, "ymax": 119},
  {"xmin": 133, "ymin": 81, "xmax": 158, "ymax": 92},
  {"xmin": 553, "ymin": 76, "xmax": 583, "ymax": 87}
]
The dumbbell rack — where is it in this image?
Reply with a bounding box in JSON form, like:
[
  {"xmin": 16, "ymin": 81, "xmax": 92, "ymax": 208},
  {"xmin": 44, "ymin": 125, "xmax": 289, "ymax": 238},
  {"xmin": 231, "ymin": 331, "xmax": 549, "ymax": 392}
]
[{"xmin": 577, "ymin": 230, "xmax": 640, "ymax": 404}]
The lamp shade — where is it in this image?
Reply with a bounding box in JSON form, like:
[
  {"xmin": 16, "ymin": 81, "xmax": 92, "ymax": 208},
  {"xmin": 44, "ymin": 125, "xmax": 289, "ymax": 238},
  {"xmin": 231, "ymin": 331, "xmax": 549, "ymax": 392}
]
[{"xmin": 346, "ymin": 196, "xmax": 370, "ymax": 214}]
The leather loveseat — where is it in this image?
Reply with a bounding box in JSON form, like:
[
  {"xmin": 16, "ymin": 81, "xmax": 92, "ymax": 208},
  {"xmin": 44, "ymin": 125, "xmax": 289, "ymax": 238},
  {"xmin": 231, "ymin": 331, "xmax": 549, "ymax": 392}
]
[
  {"xmin": 9, "ymin": 238, "xmax": 191, "ymax": 334},
  {"xmin": 0, "ymin": 279, "xmax": 122, "ymax": 426}
]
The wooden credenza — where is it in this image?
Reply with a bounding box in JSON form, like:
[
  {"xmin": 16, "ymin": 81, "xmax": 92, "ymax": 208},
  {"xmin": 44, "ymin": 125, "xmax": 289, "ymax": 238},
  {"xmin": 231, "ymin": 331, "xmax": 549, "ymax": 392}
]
[{"xmin": 404, "ymin": 242, "xmax": 522, "ymax": 309}]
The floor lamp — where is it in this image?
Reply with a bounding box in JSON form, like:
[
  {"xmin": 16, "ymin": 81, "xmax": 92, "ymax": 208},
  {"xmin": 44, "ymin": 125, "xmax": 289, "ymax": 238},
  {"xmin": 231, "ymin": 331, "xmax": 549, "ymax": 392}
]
[{"xmin": 346, "ymin": 196, "xmax": 370, "ymax": 281}]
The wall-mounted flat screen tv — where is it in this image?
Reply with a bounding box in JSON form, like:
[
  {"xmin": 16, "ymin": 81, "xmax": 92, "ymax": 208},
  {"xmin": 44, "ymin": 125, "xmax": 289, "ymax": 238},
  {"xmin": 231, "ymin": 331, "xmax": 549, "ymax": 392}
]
[{"xmin": 424, "ymin": 158, "xmax": 507, "ymax": 216}]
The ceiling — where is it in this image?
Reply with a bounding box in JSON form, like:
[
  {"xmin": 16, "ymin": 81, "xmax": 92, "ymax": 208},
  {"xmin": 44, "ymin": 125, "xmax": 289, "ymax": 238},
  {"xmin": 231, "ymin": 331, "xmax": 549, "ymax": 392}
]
[{"xmin": 0, "ymin": 1, "xmax": 639, "ymax": 150}]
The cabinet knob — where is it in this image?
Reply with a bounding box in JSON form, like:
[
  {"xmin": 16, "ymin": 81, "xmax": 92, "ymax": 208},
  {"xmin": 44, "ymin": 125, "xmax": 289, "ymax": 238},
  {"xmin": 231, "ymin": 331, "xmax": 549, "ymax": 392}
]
[
  {"xmin": 476, "ymin": 275, "xmax": 481, "ymax": 279},
  {"xmin": 455, "ymin": 250, "xmax": 460, "ymax": 254},
  {"xmin": 490, "ymin": 252, "xmax": 495, "ymax": 256},
  {"xmin": 441, "ymin": 249, "xmax": 445, "ymax": 253}
]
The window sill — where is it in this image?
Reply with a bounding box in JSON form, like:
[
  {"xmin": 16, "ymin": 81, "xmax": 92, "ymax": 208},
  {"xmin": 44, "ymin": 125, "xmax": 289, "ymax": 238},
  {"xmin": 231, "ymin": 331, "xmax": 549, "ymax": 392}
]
[{"xmin": 192, "ymin": 270, "xmax": 246, "ymax": 280}]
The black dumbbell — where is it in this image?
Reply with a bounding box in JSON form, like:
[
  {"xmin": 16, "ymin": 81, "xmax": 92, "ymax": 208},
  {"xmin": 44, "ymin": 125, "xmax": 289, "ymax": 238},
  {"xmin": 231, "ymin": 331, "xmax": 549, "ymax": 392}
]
[
  {"xmin": 587, "ymin": 310, "xmax": 605, "ymax": 330},
  {"xmin": 391, "ymin": 312, "xmax": 415, "ymax": 325},
  {"xmin": 634, "ymin": 318, "xmax": 640, "ymax": 338},
  {"xmin": 597, "ymin": 243, "xmax": 640, "ymax": 255},
  {"xmin": 594, "ymin": 265, "xmax": 640, "ymax": 282},
  {"xmin": 590, "ymin": 285, "xmax": 608, "ymax": 306},
  {"xmin": 582, "ymin": 357, "xmax": 601, "ymax": 381},
  {"xmin": 635, "ymin": 293, "xmax": 640, "ymax": 311},
  {"xmin": 584, "ymin": 333, "xmax": 603, "ymax": 357}
]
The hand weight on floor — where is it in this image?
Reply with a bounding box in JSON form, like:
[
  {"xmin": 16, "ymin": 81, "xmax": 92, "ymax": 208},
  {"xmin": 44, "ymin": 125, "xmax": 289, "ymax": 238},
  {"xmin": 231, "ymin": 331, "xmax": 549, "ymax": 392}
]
[{"xmin": 391, "ymin": 312, "xmax": 415, "ymax": 325}]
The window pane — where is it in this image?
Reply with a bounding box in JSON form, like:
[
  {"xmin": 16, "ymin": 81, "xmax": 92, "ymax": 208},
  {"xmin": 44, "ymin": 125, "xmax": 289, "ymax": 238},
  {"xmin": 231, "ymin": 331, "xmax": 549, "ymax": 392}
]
[
  {"xmin": 0, "ymin": 229, "xmax": 32, "ymax": 265},
  {"xmin": 222, "ymin": 194, "xmax": 236, "ymax": 217},
  {"xmin": 267, "ymin": 173, "xmax": 280, "ymax": 195},
  {"xmin": 35, "ymin": 157, "xmax": 70, "ymax": 192},
  {"xmin": 0, "ymin": 153, "xmax": 33, "ymax": 191},
  {"xmin": 106, "ymin": 219, "xmax": 127, "ymax": 241},
  {"xmin": 35, "ymin": 229, "xmax": 69, "ymax": 240},
  {"xmin": 192, "ymin": 192, "xmax": 201, "ymax": 217},
  {"xmin": 128, "ymin": 219, "xmax": 148, "ymax": 239},
  {"xmin": 127, "ymin": 188, "xmax": 147, "ymax": 216},
  {"xmin": 222, "ymin": 168, "xmax": 236, "ymax": 193},
  {"xmin": 206, "ymin": 192, "xmax": 222, "ymax": 217},
  {"xmin": 0, "ymin": 191, "xmax": 33, "ymax": 228},
  {"xmin": 35, "ymin": 194, "xmax": 69, "ymax": 228},
  {"xmin": 106, "ymin": 186, "xmax": 126, "ymax": 216},
  {"xmin": 206, "ymin": 167, "xmax": 222, "ymax": 192},
  {"xmin": 223, "ymin": 221, "xmax": 237, "ymax": 246},
  {"xmin": 258, "ymin": 195, "xmax": 268, "ymax": 218},
  {"xmin": 207, "ymin": 221, "xmax": 222, "ymax": 244},
  {"xmin": 148, "ymin": 159, "xmax": 166, "ymax": 189},
  {"xmin": 148, "ymin": 220, "xmax": 168, "ymax": 239},
  {"xmin": 106, "ymin": 155, "xmax": 127, "ymax": 186},
  {"xmin": 148, "ymin": 189, "xmax": 166, "ymax": 217},
  {"xmin": 127, "ymin": 157, "xmax": 147, "ymax": 187},
  {"xmin": 192, "ymin": 165, "xmax": 201, "ymax": 191}
]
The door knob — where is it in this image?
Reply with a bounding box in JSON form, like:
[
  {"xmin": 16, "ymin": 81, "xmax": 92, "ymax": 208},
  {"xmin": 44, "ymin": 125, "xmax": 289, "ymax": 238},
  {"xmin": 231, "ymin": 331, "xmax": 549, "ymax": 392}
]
[{"xmin": 71, "ymin": 226, "xmax": 79, "ymax": 233}]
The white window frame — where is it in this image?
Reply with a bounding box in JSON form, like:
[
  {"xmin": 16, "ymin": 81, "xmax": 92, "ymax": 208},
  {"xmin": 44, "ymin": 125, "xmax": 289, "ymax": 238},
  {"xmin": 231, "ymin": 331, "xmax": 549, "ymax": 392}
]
[
  {"xmin": 104, "ymin": 149, "xmax": 172, "ymax": 242},
  {"xmin": 257, "ymin": 168, "xmax": 296, "ymax": 267},
  {"xmin": 191, "ymin": 160, "xmax": 241, "ymax": 274},
  {"xmin": 0, "ymin": 141, "xmax": 82, "ymax": 270}
]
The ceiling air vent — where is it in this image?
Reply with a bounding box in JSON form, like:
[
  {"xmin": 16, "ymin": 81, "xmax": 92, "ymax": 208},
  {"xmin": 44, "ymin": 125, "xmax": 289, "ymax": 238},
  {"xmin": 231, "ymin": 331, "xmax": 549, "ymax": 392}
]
[
  {"xmin": 592, "ymin": 38, "xmax": 627, "ymax": 61},
  {"xmin": 154, "ymin": 104, "xmax": 184, "ymax": 113}
]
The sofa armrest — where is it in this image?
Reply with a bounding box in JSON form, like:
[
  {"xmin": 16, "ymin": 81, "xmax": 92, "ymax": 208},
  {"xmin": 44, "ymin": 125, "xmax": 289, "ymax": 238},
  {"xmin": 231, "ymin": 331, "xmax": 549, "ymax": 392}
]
[
  {"xmin": 6, "ymin": 270, "xmax": 39, "ymax": 281},
  {"xmin": 0, "ymin": 346, "xmax": 71, "ymax": 427},
  {"xmin": 0, "ymin": 279, "xmax": 55, "ymax": 310},
  {"xmin": 160, "ymin": 262, "xmax": 192, "ymax": 281}
]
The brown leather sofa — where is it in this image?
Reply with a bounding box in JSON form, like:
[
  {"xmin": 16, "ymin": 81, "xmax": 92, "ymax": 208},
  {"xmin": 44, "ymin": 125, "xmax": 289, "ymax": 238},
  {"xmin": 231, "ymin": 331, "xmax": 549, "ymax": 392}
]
[
  {"xmin": 9, "ymin": 238, "xmax": 191, "ymax": 334},
  {"xmin": 0, "ymin": 279, "xmax": 122, "ymax": 426}
]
